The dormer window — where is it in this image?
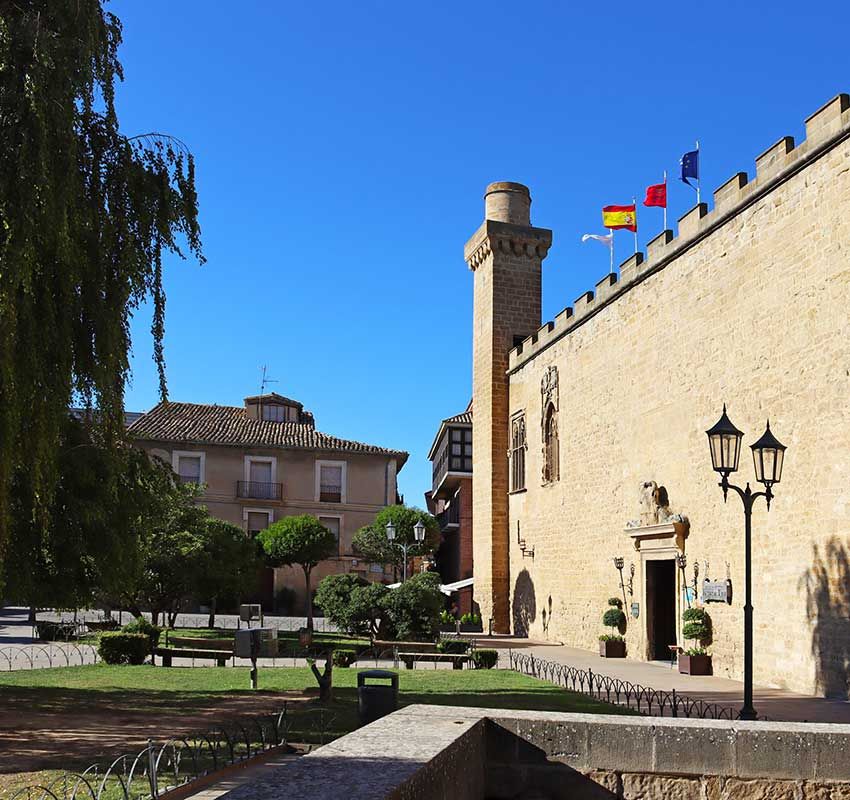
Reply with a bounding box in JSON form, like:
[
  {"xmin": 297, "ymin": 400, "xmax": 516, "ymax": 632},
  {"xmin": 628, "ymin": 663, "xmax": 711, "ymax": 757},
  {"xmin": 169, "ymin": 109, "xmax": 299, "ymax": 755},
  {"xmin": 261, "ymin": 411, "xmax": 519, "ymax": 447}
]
[{"xmin": 262, "ymin": 404, "xmax": 298, "ymax": 422}]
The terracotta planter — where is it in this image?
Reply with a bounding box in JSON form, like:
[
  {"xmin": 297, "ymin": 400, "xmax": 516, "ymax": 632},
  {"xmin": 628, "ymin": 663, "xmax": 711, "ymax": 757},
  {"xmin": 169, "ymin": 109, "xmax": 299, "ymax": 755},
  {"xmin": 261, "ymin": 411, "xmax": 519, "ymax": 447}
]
[
  {"xmin": 599, "ymin": 639, "xmax": 626, "ymax": 658},
  {"xmin": 678, "ymin": 653, "xmax": 712, "ymax": 675}
]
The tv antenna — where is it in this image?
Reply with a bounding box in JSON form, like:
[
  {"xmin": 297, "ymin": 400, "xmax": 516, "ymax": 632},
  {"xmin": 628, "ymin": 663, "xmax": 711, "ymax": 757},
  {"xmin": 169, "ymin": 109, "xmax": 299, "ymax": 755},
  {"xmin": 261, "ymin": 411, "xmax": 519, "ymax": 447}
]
[{"xmin": 258, "ymin": 365, "xmax": 278, "ymax": 418}]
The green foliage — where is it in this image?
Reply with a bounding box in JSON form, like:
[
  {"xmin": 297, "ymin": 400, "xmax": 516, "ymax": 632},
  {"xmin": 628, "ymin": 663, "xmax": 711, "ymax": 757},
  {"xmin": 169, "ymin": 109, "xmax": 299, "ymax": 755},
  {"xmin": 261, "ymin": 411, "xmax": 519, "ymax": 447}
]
[
  {"xmin": 439, "ymin": 609, "xmax": 455, "ymax": 625},
  {"xmin": 315, "ymin": 575, "xmax": 389, "ymax": 640},
  {"xmin": 382, "ymin": 572, "xmax": 444, "ymax": 641},
  {"xmin": 682, "ymin": 607, "xmax": 712, "ymax": 643},
  {"xmin": 351, "ymin": 505, "xmax": 440, "ymax": 574},
  {"xmin": 471, "ymin": 649, "xmax": 499, "ymax": 669},
  {"xmin": 121, "ymin": 618, "xmax": 161, "ymax": 651},
  {"xmin": 259, "ymin": 516, "xmax": 338, "ymax": 630},
  {"xmin": 598, "ymin": 634, "xmax": 626, "ymax": 642},
  {"xmin": 0, "ymin": 2, "xmax": 204, "ymax": 567},
  {"xmin": 460, "ymin": 613, "xmax": 481, "ymax": 626},
  {"xmin": 607, "ymin": 597, "xmax": 623, "ymax": 609},
  {"xmin": 194, "ymin": 518, "xmax": 261, "ymax": 619},
  {"xmin": 436, "ymin": 639, "xmax": 471, "ymax": 654},
  {"xmin": 98, "ymin": 633, "xmax": 150, "ymax": 665},
  {"xmin": 332, "ymin": 649, "xmax": 357, "ymax": 668},
  {"xmin": 602, "ymin": 608, "xmax": 626, "ymax": 630},
  {"xmin": 683, "ymin": 647, "xmax": 710, "ymax": 657}
]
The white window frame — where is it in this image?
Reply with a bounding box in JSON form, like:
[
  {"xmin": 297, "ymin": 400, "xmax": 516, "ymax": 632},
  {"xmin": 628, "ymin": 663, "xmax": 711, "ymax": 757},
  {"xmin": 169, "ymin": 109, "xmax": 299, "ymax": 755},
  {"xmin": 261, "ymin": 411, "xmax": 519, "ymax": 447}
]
[
  {"xmin": 243, "ymin": 507, "xmax": 274, "ymax": 535},
  {"xmin": 172, "ymin": 450, "xmax": 206, "ymax": 483},
  {"xmin": 243, "ymin": 455, "xmax": 277, "ymax": 484},
  {"xmin": 315, "ymin": 459, "xmax": 347, "ymax": 504},
  {"xmin": 317, "ymin": 513, "xmax": 343, "ymax": 556}
]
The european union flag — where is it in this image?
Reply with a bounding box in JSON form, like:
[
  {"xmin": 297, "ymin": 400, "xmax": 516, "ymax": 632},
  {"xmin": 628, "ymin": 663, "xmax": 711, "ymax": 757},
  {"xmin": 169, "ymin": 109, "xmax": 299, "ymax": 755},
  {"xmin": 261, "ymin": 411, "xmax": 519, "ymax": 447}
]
[{"xmin": 681, "ymin": 149, "xmax": 699, "ymax": 188}]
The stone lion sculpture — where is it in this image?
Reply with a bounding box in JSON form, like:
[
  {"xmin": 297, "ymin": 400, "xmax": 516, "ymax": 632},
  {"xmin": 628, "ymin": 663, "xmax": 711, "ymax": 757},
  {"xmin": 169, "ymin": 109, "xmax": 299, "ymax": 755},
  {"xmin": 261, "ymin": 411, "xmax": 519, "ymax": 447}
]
[{"xmin": 637, "ymin": 481, "xmax": 676, "ymax": 525}]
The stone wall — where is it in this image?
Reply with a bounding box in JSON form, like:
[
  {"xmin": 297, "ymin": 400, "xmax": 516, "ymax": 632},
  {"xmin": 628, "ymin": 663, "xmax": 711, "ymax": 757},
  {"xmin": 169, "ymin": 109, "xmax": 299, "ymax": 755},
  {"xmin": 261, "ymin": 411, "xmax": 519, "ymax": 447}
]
[
  {"xmin": 220, "ymin": 705, "xmax": 850, "ymax": 799},
  {"xmin": 499, "ymin": 94, "xmax": 850, "ymax": 695}
]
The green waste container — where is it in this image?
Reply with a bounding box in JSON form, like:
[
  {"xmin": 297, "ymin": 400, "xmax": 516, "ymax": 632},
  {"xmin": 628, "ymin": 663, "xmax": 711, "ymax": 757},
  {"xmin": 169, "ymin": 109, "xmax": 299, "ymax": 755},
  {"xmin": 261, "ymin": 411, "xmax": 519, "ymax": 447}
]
[{"xmin": 357, "ymin": 669, "xmax": 398, "ymax": 725}]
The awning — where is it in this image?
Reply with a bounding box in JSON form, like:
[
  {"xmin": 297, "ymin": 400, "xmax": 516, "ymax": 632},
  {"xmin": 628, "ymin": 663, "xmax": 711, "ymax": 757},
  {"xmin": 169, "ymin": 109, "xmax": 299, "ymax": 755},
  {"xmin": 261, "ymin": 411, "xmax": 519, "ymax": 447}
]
[{"xmin": 386, "ymin": 576, "xmax": 474, "ymax": 595}]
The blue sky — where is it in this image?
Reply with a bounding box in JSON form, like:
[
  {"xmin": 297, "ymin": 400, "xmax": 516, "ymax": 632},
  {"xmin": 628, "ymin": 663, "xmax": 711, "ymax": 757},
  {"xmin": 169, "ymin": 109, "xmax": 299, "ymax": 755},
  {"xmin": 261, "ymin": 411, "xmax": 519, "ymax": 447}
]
[{"xmin": 114, "ymin": 0, "xmax": 848, "ymax": 503}]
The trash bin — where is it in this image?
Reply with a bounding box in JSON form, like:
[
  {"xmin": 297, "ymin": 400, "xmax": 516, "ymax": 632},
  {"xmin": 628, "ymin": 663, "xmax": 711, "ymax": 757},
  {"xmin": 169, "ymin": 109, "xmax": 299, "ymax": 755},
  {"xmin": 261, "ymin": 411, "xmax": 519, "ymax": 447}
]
[{"xmin": 357, "ymin": 669, "xmax": 398, "ymax": 725}]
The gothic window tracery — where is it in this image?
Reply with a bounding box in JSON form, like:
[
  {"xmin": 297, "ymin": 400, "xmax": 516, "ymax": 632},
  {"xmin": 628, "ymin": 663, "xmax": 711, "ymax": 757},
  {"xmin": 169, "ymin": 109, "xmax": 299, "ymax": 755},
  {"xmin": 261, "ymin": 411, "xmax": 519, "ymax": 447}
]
[{"xmin": 510, "ymin": 413, "xmax": 526, "ymax": 491}]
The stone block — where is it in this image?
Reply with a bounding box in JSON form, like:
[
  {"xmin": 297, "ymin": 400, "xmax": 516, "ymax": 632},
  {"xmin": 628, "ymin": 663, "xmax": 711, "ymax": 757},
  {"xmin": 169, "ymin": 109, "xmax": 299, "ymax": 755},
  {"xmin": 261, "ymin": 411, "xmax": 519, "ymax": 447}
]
[
  {"xmin": 646, "ymin": 229, "xmax": 673, "ymax": 262},
  {"xmin": 804, "ymin": 94, "xmax": 850, "ymax": 146},
  {"xmin": 653, "ymin": 722, "xmax": 735, "ymax": 776},
  {"xmin": 595, "ymin": 273, "xmax": 618, "ymax": 304},
  {"xmin": 584, "ymin": 720, "xmax": 654, "ymax": 773},
  {"xmin": 755, "ymin": 136, "xmax": 795, "ymax": 182},
  {"xmin": 512, "ymin": 718, "xmax": 590, "ymax": 766},
  {"xmin": 802, "ymin": 781, "xmax": 850, "ymax": 800},
  {"xmin": 677, "ymin": 203, "xmax": 708, "ymax": 239},
  {"xmin": 714, "ymin": 172, "xmax": 749, "ymax": 213},
  {"xmin": 734, "ymin": 726, "xmax": 817, "ymax": 780},
  {"xmin": 618, "ymin": 252, "xmax": 644, "ymax": 285},
  {"xmin": 622, "ymin": 772, "xmax": 703, "ymax": 799},
  {"xmin": 720, "ymin": 778, "xmax": 798, "ymax": 800},
  {"xmin": 814, "ymin": 731, "xmax": 850, "ymax": 781}
]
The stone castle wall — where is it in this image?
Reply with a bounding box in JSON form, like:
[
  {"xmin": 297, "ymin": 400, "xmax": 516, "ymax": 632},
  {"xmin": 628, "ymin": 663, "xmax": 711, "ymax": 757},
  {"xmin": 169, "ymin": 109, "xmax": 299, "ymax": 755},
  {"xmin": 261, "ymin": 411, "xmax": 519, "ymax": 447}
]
[{"xmin": 497, "ymin": 94, "xmax": 850, "ymax": 695}]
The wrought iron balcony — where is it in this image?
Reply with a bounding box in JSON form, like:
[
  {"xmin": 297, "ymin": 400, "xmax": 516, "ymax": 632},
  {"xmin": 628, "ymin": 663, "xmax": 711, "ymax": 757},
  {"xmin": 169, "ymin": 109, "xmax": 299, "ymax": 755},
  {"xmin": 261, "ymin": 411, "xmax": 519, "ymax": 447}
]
[
  {"xmin": 436, "ymin": 503, "xmax": 460, "ymax": 530},
  {"xmin": 237, "ymin": 481, "xmax": 283, "ymax": 501}
]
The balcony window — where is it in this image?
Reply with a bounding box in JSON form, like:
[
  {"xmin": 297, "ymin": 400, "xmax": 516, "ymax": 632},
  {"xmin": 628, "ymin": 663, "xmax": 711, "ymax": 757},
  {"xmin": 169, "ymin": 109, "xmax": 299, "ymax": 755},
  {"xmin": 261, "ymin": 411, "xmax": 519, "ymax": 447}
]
[
  {"xmin": 449, "ymin": 428, "xmax": 473, "ymax": 472},
  {"xmin": 173, "ymin": 451, "xmax": 204, "ymax": 485},
  {"xmin": 246, "ymin": 510, "xmax": 272, "ymax": 538},
  {"xmin": 317, "ymin": 461, "xmax": 346, "ymax": 503},
  {"xmin": 319, "ymin": 516, "xmax": 341, "ymax": 554}
]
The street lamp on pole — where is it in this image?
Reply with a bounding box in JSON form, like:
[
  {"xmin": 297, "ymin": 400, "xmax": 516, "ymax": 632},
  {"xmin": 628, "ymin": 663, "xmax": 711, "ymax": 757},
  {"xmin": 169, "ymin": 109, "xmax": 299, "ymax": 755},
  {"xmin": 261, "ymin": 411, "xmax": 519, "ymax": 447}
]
[
  {"xmin": 386, "ymin": 519, "xmax": 427, "ymax": 582},
  {"xmin": 705, "ymin": 404, "xmax": 787, "ymax": 721}
]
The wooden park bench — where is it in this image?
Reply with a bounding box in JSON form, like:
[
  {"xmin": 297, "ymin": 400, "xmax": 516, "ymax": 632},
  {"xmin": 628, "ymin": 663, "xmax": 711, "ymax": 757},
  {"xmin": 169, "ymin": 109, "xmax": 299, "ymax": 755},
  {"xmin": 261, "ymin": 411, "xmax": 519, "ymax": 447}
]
[
  {"xmin": 154, "ymin": 647, "xmax": 231, "ymax": 667},
  {"xmin": 397, "ymin": 651, "xmax": 470, "ymax": 670}
]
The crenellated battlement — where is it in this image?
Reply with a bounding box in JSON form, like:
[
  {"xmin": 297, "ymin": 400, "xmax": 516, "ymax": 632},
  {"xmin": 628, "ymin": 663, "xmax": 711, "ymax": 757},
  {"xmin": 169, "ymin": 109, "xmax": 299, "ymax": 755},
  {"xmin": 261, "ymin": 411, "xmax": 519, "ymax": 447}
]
[{"xmin": 508, "ymin": 92, "xmax": 850, "ymax": 372}]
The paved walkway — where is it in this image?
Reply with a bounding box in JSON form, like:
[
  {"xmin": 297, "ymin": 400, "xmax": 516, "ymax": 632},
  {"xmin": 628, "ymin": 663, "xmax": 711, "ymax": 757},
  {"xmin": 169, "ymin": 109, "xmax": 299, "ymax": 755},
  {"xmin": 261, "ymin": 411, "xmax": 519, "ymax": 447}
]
[{"xmin": 519, "ymin": 642, "xmax": 850, "ymax": 723}]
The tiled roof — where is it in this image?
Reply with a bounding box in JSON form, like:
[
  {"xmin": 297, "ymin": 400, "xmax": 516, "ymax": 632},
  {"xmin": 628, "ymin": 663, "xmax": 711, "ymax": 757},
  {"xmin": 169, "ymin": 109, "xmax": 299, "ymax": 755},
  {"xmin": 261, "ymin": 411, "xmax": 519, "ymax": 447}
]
[
  {"xmin": 427, "ymin": 401, "xmax": 473, "ymax": 459},
  {"xmin": 128, "ymin": 402, "xmax": 408, "ymax": 466},
  {"xmin": 242, "ymin": 392, "xmax": 303, "ymax": 407}
]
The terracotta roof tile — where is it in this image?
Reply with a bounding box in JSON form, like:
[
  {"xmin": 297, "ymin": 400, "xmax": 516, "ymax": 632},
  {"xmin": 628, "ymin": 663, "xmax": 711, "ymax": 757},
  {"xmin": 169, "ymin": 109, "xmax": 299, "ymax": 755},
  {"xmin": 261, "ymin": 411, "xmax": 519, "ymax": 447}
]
[{"xmin": 129, "ymin": 402, "xmax": 408, "ymax": 466}]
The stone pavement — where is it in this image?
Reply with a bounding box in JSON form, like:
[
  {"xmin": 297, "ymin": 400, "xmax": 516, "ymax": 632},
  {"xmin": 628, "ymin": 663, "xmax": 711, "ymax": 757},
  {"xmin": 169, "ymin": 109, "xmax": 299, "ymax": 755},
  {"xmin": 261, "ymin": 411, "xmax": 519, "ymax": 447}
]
[{"xmin": 518, "ymin": 641, "xmax": 850, "ymax": 724}]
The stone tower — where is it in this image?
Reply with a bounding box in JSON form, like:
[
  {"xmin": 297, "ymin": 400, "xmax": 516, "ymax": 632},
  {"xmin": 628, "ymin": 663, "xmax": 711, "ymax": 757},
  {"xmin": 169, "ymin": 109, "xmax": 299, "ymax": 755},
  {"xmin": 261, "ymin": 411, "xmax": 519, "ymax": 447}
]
[{"xmin": 464, "ymin": 182, "xmax": 551, "ymax": 632}]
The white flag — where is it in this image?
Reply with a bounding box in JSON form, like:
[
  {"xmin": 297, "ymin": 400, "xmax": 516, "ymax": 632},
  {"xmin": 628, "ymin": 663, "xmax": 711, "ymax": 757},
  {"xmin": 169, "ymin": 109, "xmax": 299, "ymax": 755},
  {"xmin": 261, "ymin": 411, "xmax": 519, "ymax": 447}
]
[{"xmin": 581, "ymin": 233, "xmax": 613, "ymax": 249}]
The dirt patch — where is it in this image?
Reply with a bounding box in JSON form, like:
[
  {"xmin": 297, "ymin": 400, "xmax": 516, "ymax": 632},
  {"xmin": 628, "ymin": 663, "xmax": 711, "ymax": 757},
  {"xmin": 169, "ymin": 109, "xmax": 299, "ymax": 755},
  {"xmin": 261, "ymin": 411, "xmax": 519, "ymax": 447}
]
[{"xmin": 0, "ymin": 689, "xmax": 311, "ymax": 776}]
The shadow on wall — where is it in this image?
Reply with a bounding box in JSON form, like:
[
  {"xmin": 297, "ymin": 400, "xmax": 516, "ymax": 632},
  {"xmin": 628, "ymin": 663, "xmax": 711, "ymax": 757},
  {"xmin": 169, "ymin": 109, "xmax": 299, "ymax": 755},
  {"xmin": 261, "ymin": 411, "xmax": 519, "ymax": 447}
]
[
  {"xmin": 800, "ymin": 538, "xmax": 850, "ymax": 699},
  {"xmin": 512, "ymin": 569, "xmax": 536, "ymax": 637}
]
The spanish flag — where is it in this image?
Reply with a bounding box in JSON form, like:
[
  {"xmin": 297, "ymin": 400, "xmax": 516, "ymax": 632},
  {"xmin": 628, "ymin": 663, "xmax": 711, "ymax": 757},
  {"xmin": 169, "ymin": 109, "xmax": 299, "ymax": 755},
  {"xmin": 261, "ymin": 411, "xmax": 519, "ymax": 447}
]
[{"xmin": 602, "ymin": 204, "xmax": 637, "ymax": 232}]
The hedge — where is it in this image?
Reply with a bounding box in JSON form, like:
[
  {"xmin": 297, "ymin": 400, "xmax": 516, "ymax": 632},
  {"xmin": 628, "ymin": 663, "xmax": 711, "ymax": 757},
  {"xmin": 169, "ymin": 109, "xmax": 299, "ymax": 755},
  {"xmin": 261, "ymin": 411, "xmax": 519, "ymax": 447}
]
[
  {"xmin": 332, "ymin": 649, "xmax": 357, "ymax": 668},
  {"xmin": 471, "ymin": 649, "xmax": 498, "ymax": 669},
  {"xmin": 98, "ymin": 633, "xmax": 150, "ymax": 665}
]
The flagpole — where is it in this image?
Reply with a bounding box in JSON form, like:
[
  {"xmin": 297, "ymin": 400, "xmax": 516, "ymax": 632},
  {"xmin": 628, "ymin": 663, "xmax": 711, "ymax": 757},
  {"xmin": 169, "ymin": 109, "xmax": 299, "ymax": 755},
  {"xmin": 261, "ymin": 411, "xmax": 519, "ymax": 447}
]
[
  {"xmin": 610, "ymin": 235, "xmax": 614, "ymax": 275},
  {"xmin": 695, "ymin": 140, "xmax": 701, "ymax": 205},
  {"xmin": 663, "ymin": 170, "xmax": 667, "ymax": 231},
  {"xmin": 632, "ymin": 196, "xmax": 638, "ymax": 255}
]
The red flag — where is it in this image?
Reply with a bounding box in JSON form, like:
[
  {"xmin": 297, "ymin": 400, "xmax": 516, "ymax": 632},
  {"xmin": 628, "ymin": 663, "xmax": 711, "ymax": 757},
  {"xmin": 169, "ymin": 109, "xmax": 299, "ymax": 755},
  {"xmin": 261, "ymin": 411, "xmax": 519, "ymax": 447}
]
[{"xmin": 644, "ymin": 182, "xmax": 667, "ymax": 208}]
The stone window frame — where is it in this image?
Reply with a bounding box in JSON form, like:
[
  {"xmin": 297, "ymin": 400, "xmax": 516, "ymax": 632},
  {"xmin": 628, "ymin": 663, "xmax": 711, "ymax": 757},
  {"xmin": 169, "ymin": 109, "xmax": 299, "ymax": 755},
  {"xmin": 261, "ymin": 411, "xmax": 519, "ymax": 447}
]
[
  {"xmin": 509, "ymin": 412, "xmax": 527, "ymax": 493},
  {"xmin": 317, "ymin": 513, "xmax": 343, "ymax": 557},
  {"xmin": 243, "ymin": 507, "xmax": 273, "ymax": 538},
  {"xmin": 172, "ymin": 449, "xmax": 205, "ymax": 486},
  {"xmin": 315, "ymin": 459, "xmax": 347, "ymax": 504}
]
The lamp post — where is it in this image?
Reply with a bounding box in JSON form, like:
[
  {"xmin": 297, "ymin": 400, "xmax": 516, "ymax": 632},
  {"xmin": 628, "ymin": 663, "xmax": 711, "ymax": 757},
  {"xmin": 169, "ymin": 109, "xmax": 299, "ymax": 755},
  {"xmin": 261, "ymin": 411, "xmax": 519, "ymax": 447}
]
[
  {"xmin": 386, "ymin": 519, "xmax": 427, "ymax": 582},
  {"xmin": 705, "ymin": 404, "xmax": 787, "ymax": 721},
  {"xmin": 613, "ymin": 556, "xmax": 627, "ymax": 607},
  {"xmin": 676, "ymin": 553, "xmax": 690, "ymax": 608}
]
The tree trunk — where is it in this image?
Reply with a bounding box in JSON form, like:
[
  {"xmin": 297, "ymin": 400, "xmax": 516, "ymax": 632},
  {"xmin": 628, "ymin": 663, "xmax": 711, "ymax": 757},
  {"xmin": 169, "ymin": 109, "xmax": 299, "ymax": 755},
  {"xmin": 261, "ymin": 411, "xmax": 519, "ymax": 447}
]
[
  {"xmin": 28, "ymin": 606, "xmax": 36, "ymax": 624},
  {"xmin": 309, "ymin": 654, "xmax": 333, "ymax": 703},
  {"xmin": 151, "ymin": 610, "xmax": 160, "ymax": 626},
  {"xmin": 304, "ymin": 566, "xmax": 314, "ymax": 631},
  {"xmin": 207, "ymin": 597, "xmax": 216, "ymax": 629}
]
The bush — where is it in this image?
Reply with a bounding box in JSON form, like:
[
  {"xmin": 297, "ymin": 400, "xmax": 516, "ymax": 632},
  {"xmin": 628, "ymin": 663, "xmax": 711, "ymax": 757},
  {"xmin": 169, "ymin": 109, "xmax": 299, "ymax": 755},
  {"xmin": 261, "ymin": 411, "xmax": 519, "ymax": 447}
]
[
  {"xmin": 315, "ymin": 574, "xmax": 387, "ymax": 638},
  {"xmin": 602, "ymin": 608, "xmax": 626, "ymax": 629},
  {"xmin": 460, "ymin": 612, "xmax": 481, "ymax": 626},
  {"xmin": 607, "ymin": 597, "xmax": 623, "ymax": 609},
  {"xmin": 683, "ymin": 646, "xmax": 710, "ymax": 656},
  {"xmin": 471, "ymin": 649, "xmax": 498, "ymax": 669},
  {"xmin": 98, "ymin": 633, "xmax": 150, "ymax": 665},
  {"xmin": 332, "ymin": 649, "xmax": 357, "ymax": 667},
  {"xmin": 382, "ymin": 572, "xmax": 443, "ymax": 641},
  {"xmin": 439, "ymin": 609, "xmax": 455, "ymax": 625},
  {"xmin": 436, "ymin": 638, "xmax": 471, "ymax": 654},
  {"xmin": 682, "ymin": 607, "xmax": 711, "ymax": 643},
  {"xmin": 121, "ymin": 618, "xmax": 162, "ymax": 651},
  {"xmin": 598, "ymin": 633, "xmax": 625, "ymax": 642}
]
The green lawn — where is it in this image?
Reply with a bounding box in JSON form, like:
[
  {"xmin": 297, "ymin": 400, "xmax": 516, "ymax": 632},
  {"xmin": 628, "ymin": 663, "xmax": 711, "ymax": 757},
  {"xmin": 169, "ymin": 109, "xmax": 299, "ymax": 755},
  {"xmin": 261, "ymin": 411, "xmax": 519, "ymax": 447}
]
[{"xmin": 0, "ymin": 664, "xmax": 632, "ymax": 797}]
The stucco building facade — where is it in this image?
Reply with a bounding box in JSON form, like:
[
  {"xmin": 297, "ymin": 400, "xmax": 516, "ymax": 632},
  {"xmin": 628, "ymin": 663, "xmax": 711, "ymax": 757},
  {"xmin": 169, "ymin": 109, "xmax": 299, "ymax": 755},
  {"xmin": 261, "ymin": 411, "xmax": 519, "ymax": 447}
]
[
  {"xmin": 467, "ymin": 94, "xmax": 850, "ymax": 697},
  {"xmin": 130, "ymin": 392, "xmax": 407, "ymax": 612}
]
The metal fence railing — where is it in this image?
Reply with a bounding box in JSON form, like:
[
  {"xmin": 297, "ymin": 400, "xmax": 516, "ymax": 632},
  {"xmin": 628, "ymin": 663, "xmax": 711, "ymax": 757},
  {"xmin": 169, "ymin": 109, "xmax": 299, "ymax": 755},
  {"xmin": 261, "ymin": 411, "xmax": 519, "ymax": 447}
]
[
  {"xmin": 509, "ymin": 651, "xmax": 742, "ymax": 720},
  {"xmin": 0, "ymin": 644, "xmax": 99, "ymax": 671},
  {"xmin": 9, "ymin": 703, "xmax": 335, "ymax": 800}
]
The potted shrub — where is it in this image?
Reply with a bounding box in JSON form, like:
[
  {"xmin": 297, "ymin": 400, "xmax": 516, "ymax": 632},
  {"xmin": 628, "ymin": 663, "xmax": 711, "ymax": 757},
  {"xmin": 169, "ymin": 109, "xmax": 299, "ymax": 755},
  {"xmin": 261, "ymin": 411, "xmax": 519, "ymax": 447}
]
[
  {"xmin": 438, "ymin": 609, "xmax": 456, "ymax": 633},
  {"xmin": 678, "ymin": 607, "xmax": 712, "ymax": 675},
  {"xmin": 599, "ymin": 598, "xmax": 626, "ymax": 658},
  {"xmin": 459, "ymin": 612, "xmax": 483, "ymax": 633}
]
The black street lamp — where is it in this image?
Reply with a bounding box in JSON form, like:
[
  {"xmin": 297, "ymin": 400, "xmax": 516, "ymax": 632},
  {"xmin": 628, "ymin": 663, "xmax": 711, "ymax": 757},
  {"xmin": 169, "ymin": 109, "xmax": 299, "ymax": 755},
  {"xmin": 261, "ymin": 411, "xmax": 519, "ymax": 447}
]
[
  {"xmin": 386, "ymin": 519, "xmax": 427, "ymax": 582},
  {"xmin": 705, "ymin": 404, "xmax": 787, "ymax": 721}
]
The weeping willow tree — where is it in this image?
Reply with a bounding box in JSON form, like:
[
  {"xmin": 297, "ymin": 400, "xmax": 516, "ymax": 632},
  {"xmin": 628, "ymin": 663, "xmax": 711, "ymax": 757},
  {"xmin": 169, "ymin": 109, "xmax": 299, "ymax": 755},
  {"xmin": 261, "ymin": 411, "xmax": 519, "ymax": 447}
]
[{"xmin": 0, "ymin": 2, "xmax": 203, "ymax": 574}]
